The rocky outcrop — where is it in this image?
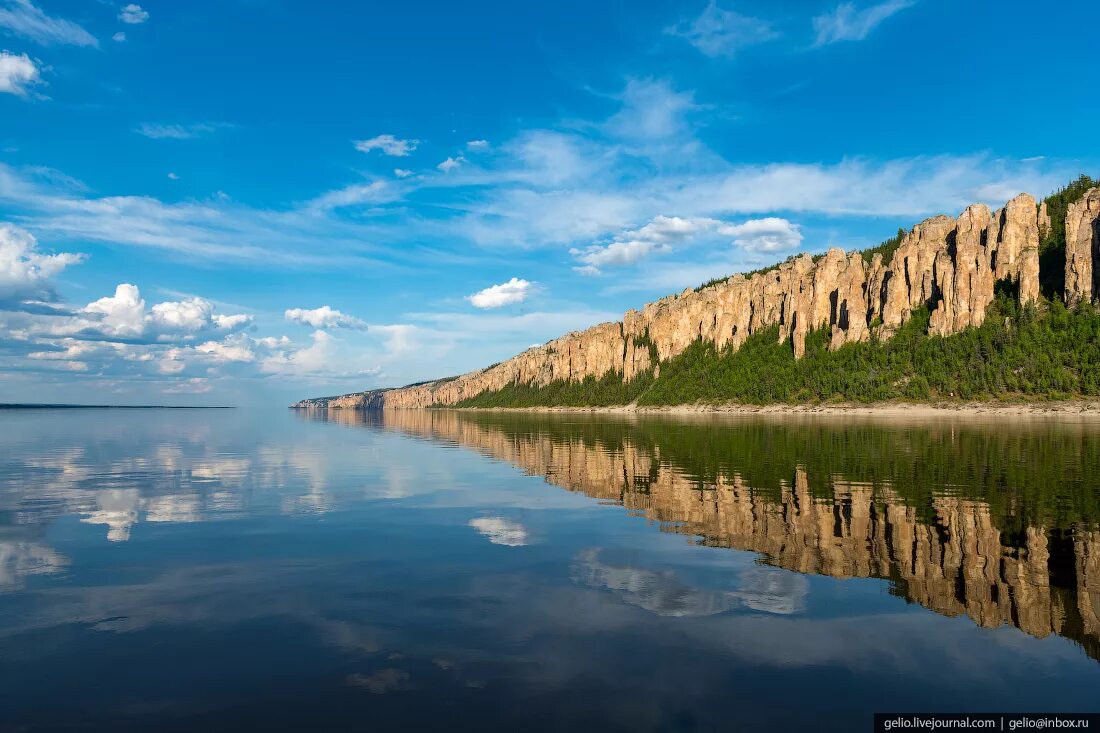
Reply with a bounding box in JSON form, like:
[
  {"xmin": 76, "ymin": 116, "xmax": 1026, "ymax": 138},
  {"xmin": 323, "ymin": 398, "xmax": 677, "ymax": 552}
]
[
  {"xmin": 1066, "ymin": 187, "xmax": 1100, "ymax": 307},
  {"xmin": 292, "ymin": 390, "xmax": 388, "ymax": 409},
  {"xmin": 994, "ymin": 193, "xmax": 1042, "ymax": 305},
  {"xmin": 296, "ymin": 191, "xmax": 1069, "ymax": 410}
]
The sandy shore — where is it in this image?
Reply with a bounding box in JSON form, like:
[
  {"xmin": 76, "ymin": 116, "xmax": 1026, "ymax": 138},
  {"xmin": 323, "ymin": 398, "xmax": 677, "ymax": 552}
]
[{"xmin": 456, "ymin": 400, "xmax": 1100, "ymax": 418}]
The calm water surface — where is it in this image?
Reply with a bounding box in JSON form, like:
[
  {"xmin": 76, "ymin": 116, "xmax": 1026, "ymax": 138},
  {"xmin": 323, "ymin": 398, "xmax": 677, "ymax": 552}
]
[{"xmin": 1, "ymin": 408, "xmax": 1098, "ymax": 731}]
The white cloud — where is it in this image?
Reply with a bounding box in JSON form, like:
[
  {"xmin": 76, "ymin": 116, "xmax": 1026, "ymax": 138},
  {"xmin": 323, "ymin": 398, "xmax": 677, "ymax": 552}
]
[
  {"xmin": 82, "ymin": 284, "xmax": 146, "ymax": 337},
  {"xmin": 305, "ymin": 181, "xmax": 387, "ymax": 212},
  {"xmin": 212, "ymin": 313, "xmax": 253, "ymax": 330},
  {"xmin": 112, "ymin": 31, "xmax": 126, "ymax": 42},
  {"xmin": 812, "ymin": 0, "xmax": 915, "ymax": 46},
  {"xmin": 195, "ymin": 335, "xmax": 255, "ymax": 363},
  {"xmin": 437, "ymin": 156, "xmax": 464, "ymax": 173},
  {"xmin": 466, "ymin": 139, "xmax": 489, "ymax": 150},
  {"xmin": 136, "ymin": 122, "xmax": 225, "ymax": 140},
  {"xmin": 368, "ymin": 323, "xmax": 418, "ymax": 355},
  {"xmin": 167, "ymin": 172, "xmax": 179, "ymax": 180},
  {"xmin": 0, "ymin": 163, "xmax": 399, "ymax": 267},
  {"xmin": 260, "ymin": 330, "xmax": 333, "ymax": 375},
  {"xmin": 163, "ymin": 377, "xmax": 211, "ymax": 394},
  {"xmin": 468, "ymin": 517, "xmax": 529, "ymax": 547},
  {"xmin": 150, "ymin": 297, "xmax": 215, "ymax": 332},
  {"xmin": 0, "ymin": 0, "xmax": 97, "ymax": 47},
  {"xmin": 666, "ymin": 1, "xmax": 778, "ymax": 57},
  {"xmin": 118, "ymin": 4, "xmax": 149, "ymax": 24},
  {"xmin": 393, "ymin": 168, "xmax": 413, "ymax": 179},
  {"xmin": 0, "ymin": 223, "xmax": 84, "ymax": 301},
  {"xmin": 0, "ymin": 51, "xmax": 41, "ymax": 97},
  {"xmin": 354, "ymin": 134, "xmax": 418, "ymax": 157},
  {"xmin": 466, "ymin": 278, "xmax": 534, "ymax": 309},
  {"xmin": 571, "ymin": 215, "xmax": 721, "ymax": 275},
  {"xmin": 257, "ymin": 335, "xmax": 290, "ymax": 349},
  {"xmin": 157, "ymin": 351, "xmax": 185, "ymax": 374},
  {"xmin": 605, "ymin": 78, "xmax": 699, "ymax": 142},
  {"xmin": 284, "ymin": 305, "xmax": 366, "ymax": 329},
  {"xmin": 722, "ymin": 217, "xmax": 803, "ymax": 251}
]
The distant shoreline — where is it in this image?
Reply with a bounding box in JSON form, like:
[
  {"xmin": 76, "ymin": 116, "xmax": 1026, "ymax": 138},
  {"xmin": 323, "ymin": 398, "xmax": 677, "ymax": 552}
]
[{"xmin": 0, "ymin": 404, "xmax": 235, "ymax": 410}]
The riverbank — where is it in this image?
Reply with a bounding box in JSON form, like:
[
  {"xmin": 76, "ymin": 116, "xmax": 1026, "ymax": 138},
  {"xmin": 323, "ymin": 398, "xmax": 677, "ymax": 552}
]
[{"xmin": 452, "ymin": 400, "xmax": 1100, "ymax": 417}]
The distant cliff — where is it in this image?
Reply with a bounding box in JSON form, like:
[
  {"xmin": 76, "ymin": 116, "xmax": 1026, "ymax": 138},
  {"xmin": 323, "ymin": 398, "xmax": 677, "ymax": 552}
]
[
  {"xmin": 292, "ymin": 389, "xmax": 388, "ymax": 410},
  {"xmin": 294, "ymin": 181, "xmax": 1100, "ymax": 409}
]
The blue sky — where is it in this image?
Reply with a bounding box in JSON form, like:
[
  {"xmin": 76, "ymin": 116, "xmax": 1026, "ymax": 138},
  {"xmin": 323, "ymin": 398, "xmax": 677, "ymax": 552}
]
[{"xmin": 1, "ymin": 0, "xmax": 1097, "ymax": 405}]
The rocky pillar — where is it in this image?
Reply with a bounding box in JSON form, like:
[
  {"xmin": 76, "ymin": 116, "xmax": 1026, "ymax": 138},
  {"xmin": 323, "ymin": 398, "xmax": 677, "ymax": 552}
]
[{"xmin": 1065, "ymin": 188, "xmax": 1100, "ymax": 307}]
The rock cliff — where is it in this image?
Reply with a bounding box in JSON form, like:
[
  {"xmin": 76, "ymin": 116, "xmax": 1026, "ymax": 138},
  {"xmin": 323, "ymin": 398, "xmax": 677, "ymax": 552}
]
[{"xmin": 297, "ymin": 188, "xmax": 1100, "ymax": 409}]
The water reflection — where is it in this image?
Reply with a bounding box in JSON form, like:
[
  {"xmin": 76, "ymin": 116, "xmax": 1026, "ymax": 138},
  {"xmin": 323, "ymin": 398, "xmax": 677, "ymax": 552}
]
[
  {"xmin": 1, "ymin": 407, "xmax": 1099, "ymax": 729},
  {"xmin": 308, "ymin": 408, "xmax": 1100, "ymax": 662}
]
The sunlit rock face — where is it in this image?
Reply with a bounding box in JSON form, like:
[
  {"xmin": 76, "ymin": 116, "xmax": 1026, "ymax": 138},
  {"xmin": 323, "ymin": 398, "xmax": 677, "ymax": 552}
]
[
  {"xmin": 300, "ymin": 191, "xmax": 1062, "ymax": 409},
  {"xmin": 1066, "ymin": 187, "xmax": 1100, "ymax": 307},
  {"xmin": 374, "ymin": 410, "xmax": 1100, "ymax": 660}
]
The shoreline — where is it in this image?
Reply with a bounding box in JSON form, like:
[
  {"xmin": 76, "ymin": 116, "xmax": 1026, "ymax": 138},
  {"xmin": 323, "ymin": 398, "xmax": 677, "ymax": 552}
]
[{"xmin": 446, "ymin": 400, "xmax": 1100, "ymax": 418}]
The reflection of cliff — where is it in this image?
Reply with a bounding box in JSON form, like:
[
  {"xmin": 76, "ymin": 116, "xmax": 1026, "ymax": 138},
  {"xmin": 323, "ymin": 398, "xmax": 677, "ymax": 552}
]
[{"xmin": 368, "ymin": 409, "xmax": 1100, "ymax": 661}]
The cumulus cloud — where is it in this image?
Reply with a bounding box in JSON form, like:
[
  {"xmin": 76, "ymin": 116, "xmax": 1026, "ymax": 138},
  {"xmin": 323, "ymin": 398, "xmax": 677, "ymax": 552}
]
[
  {"xmin": 722, "ymin": 217, "xmax": 803, "ymax": 251},
  {"xmin": 468, "ymin": 517, "xmax": 529, "ymax": 547},
  {"xmin": 665, "ymin": 1, "xmax": 778, "ymax": 57},
  {"xmin": 284, "ymin": 305, "xmax": 366, "ymax": 329},
  {"xmin": 571, "ymin": 215, "xmax": 722, "ymax": 275},
  {"xmin": 212, "ymin": 313, "xmax": 253, "ymax": 330},
  {"xmin": 112, "ymin": 31, "xmax": 125, "ymax": 42},
  {"xmin": 0, "ymin": 51, "xmax": 41, "ymax": 97},
  {"xmin": 437, "ymin": 156, "xmax": 464, "ymax": 172},
  {"xmin": 260, "ymin": 330, "xmax": 333, "ymax": 375},
  {"xmin": 0, "ymin": 0, "xmax": 98, "ymax": 47},
  {"xmin": 150, "ymin": 297, "xmax": 214, "ymax": 332},
  {"xmin": 195, "ymin": 335, "xmax": 255, "ymax": 363},
  {"xmin": 812, "ymin": 0, "xmax": 915, "ymax": 46},
  {"xmin": 82, "ymin": 284, "xmax": 146, "ymax": 337},
  {"xmin": 70, "ymin": 285, "xmax": 253, "ymax": 341},
  {"xmin": 118, "ymin": 4, "xmax": 149, "ymax": 24},
  {"xmin": 466, "ymin": 139, "xmax": 489, "ymax": 150},
  {"xmin": 466, "ymin": 278, "xmax": 534, "ymax": 309},
  {"xmin": 393, "ymin": 168, "xmax": 413, "ymax": 179},
  {"xmin": 0, "ymin": 223, "xmax": 84, "ymax": 302},
  {"xmin": 354, "ymin": 134, "xmax": 418, "ymax": 157}
]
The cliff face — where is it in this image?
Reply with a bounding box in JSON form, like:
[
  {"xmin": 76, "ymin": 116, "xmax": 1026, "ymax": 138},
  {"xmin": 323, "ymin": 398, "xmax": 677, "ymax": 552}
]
[
  {"xmin": 1066, "ymin": 188, "xmax": 1100, "ymax": 307},
  {"xmin": 300, "ymin": 188, "xmax": 1100, "ymax": 409},
  {"xmin": 292, "ymin": 389, "xmax": 388, "ymax": 409}
]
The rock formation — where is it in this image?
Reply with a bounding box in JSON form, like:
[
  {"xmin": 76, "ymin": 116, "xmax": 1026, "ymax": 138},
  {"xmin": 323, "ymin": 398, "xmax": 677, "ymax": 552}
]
[
  {"xmin": 298, "ymin": 190, "xmax": 1100, "ymax": 410},
  {"xmin": 1066, "ymin": 188, "xmax": 1100, "ymax": 307}
]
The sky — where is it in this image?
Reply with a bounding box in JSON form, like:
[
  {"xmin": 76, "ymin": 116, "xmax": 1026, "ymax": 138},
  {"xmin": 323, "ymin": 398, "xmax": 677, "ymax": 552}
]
[{"xmin": 1, "ymin": 0, "xmax": 1097, "ymax": 406}]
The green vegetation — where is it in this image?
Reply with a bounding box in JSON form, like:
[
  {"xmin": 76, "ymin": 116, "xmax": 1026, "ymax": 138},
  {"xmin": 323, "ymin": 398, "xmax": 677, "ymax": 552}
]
[
  {"xmin": 456, "ymin": 175, "xmax": 1100, "ymax": 410},
  {"xmin": 695, "ymin": 256, "xmax": 806, "ymax": 292},
  {"xmin": 859, "ymin": 227, "xmax": 906, "ymax": 267},
  {"xmin": 453, "ymin": 410, "xmax": 1100, "ymax": 532},
  {"xmin": 1039, "ymin": 174, "xmax": 1098, "ymax": 301},
  {"xmin": 455, "ymin": 296, "xmax": 1100, "ymax": 408},
  {"xmin": 454, "ymin": 368, "xmax": 654, "ymax": 408},
  {"xmin": 640, "ymin": 296, "xmax": 1100, "ymax": 404}
]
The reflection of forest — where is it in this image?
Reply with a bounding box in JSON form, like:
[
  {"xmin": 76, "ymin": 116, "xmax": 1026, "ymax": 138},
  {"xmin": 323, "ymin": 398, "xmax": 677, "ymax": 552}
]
[{"xmin": 316, "ymin": 409, "xmax": 1100, "ymax": 661}]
